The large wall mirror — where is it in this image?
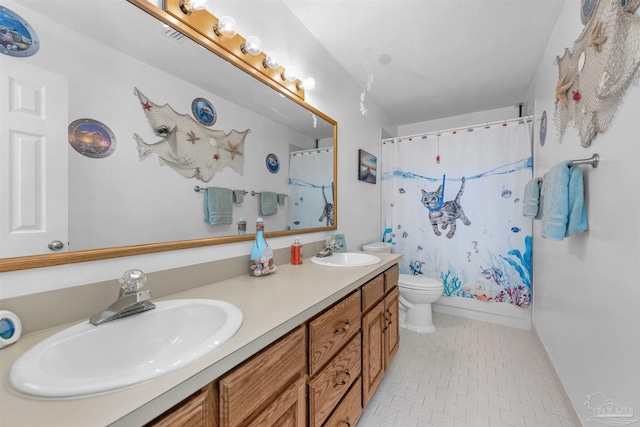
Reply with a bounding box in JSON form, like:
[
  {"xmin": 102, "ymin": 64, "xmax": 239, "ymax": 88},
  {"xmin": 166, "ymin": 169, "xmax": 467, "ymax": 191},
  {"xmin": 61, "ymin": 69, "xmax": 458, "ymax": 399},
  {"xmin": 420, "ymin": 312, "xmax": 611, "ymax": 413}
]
[{"xmin": 0, "ymin": 0, "xmax": 337, "ymax": 272}]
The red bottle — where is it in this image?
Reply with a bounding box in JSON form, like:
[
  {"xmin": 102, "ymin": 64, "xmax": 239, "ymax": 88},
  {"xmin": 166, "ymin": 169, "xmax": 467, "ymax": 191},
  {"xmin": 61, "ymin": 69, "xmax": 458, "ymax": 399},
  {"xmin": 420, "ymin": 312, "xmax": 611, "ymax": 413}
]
[{"xmin": 291, "ymin": 239, "xmax": 302, "ymax": 265}]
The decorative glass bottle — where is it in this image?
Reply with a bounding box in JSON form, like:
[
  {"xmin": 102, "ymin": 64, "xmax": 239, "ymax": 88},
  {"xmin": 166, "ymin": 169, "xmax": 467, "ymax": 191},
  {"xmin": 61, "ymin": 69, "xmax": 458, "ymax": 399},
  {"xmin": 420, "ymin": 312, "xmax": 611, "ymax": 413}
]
[{"xmin": 249, "ymin": 218, "xmax": 276, "ymax": 276}]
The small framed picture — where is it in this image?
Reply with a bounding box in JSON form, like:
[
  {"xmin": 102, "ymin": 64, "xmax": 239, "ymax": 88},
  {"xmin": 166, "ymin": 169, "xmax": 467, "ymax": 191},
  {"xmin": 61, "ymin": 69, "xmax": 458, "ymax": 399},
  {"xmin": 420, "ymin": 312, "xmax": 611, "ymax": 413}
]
[
  {"xmin": 333, "ymin": 234, "xmax": 346, "ymax": 252},
  {"xmin": 191, "ymin": 97, "xmax": 217, "ymax": 126},
  {"xmin": 358, "ymin": 149, "xmax": 377, "ymax": 184}
]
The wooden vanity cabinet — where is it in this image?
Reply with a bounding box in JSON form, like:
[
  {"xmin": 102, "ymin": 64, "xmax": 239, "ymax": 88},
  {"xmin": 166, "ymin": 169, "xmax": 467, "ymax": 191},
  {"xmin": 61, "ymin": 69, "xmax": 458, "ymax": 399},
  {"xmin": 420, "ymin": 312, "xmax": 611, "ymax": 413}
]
[
  {"xmin": 362, "ymin": 266, "xmax": 400, "ymax": 406},
  {"xmin": 145, "ymin": 264, "xmax": 400, "ymax": 427},
  {"xmin": 146, "ymin": 383, "xmax": 217, "ymax": 427}
]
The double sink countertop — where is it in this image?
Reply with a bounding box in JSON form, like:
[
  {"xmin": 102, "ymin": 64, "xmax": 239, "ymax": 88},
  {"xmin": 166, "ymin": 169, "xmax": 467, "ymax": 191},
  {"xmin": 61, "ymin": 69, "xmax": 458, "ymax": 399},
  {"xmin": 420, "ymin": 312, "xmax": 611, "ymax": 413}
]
[{"xmin": 0, "ymin": 252, "xmax": 401, "ymax": 427}]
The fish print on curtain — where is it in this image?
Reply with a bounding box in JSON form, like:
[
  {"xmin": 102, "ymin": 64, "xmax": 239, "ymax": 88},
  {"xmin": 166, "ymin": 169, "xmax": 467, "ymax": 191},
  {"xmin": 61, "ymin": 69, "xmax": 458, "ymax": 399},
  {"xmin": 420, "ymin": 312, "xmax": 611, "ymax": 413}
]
[{"xmin": 381, "ymin": 122, "xmax": 532, "ymax": 307}]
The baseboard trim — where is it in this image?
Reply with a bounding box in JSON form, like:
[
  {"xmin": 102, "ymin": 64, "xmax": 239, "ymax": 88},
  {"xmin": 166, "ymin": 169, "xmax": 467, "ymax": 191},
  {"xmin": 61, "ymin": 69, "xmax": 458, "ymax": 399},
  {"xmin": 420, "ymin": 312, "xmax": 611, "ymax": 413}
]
[
  {"xmin": 531, "ymin": 322, "xmax": 582, "ymax": 426},
  {"xmin": 433, "ymin": 295, "xmax": 531, "ymax": 330}
]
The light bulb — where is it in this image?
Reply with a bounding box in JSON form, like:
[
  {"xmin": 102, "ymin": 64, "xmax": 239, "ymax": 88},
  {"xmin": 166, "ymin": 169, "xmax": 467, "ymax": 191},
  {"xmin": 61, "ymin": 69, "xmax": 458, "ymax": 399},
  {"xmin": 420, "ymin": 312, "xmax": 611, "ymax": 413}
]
[
  {"xmin": 179, "ymin": 0, "xmax": 207, "ymax": 13},
  {"xmin": 216, "ymin": 16, "xmax": 237, "ymax": 38},
  {"xmin": 264, "ymin": 52, "xmax": 281, "ymax": 69},
  {"xmin": 188, "ymin": 0, "xmax": 208, "ymax": 10},
  {"xmin": 299, "ymin": 77, "xmax": 315, "ymax": 90},
  {"xmin": 283, "ymin": 68, "xmax": 298, "ymax": 82},
  {"xmin": 243, "ymin": 36, "xmax": 262, "ymax": 55}
]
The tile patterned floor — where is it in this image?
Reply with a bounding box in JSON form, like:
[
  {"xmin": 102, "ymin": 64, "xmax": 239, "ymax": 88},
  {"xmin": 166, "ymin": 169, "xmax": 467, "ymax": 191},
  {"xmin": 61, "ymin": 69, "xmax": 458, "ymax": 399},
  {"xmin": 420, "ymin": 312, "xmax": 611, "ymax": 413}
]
[{"xmin": 358, "ymin": 313, "xmax": 576, "ymax": 427}]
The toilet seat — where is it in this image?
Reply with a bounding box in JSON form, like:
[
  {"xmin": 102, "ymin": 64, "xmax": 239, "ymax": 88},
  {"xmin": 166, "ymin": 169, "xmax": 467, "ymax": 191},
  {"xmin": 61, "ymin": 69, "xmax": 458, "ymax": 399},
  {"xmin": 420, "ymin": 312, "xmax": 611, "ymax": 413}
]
[{"xmin": 398, "ymin": 274, "xmax": 443, "ymax": 290}]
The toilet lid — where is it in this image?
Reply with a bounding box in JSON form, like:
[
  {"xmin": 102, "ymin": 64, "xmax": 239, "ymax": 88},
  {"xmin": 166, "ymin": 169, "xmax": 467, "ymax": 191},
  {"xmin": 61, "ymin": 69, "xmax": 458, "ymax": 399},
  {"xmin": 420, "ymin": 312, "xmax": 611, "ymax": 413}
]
[{"xmin": 399, "ymin": 274, "xmax": 443, "ymax": 290}]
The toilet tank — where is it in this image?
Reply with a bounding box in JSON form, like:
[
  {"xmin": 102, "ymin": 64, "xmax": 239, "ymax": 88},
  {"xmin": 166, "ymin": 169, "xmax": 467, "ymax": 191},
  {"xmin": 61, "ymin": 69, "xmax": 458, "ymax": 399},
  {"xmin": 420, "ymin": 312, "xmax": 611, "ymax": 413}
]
[{"xmin": 362, "ymin": 242, "xmax": 393, "ymax": 253}]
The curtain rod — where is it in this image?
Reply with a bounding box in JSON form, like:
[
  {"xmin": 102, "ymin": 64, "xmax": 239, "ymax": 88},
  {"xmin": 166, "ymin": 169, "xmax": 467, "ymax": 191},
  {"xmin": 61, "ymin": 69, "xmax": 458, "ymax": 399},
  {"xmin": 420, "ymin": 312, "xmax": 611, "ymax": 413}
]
[
  {"xmin": 291, "ymin": 147, "xmax": 333, "ymax": 156},
  {"xmin": 381, "ymin": 115, "xmax": 533, "ymax": 144}
]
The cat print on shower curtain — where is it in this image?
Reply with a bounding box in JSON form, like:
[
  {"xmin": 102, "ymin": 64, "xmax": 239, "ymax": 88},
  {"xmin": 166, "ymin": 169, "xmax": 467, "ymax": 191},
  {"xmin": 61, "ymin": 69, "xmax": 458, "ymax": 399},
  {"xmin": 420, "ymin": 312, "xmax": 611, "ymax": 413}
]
[{"xmin": 420, "ymin": 177, "xmax": 471, "ymax": 238}]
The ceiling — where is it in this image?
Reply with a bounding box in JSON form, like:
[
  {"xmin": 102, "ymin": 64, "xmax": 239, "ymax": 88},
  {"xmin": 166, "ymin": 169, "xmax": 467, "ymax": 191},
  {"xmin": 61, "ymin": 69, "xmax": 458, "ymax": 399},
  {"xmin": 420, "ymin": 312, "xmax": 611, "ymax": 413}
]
[{"xmin": 283, "ymin": 0, "xmax": 566, "ymax": 125}]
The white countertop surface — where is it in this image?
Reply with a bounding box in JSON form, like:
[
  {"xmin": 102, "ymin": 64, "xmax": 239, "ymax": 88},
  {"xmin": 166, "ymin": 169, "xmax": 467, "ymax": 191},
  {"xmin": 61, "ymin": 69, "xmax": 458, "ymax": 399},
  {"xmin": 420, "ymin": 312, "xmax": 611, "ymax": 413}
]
[{"xmin": 0, "ymin": 253, "xmax": 401, "ymax": 427}]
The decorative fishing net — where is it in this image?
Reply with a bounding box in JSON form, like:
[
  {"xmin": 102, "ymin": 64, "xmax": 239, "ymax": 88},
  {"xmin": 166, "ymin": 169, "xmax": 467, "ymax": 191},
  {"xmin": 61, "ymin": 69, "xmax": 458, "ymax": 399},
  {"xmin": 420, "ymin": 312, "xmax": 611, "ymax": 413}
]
[
  {"xmin": 133, "ymin": 88, "xmax": 249, "ymax": 182},
  {"xmin": 554, "ymin": 0, "xmax": 640, "ymax": 147}
]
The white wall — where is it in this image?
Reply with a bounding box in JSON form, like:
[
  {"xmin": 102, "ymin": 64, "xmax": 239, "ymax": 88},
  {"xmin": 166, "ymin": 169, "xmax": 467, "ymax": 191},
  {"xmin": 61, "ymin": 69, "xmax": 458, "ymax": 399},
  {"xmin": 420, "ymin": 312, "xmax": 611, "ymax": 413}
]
[
  {"xmin": 529, "ymin": 1, "xmax": 640, "ymax": 421},
  {"xmin": 0, "ymin": 2, "xmax": 395, "ymax": 298}
]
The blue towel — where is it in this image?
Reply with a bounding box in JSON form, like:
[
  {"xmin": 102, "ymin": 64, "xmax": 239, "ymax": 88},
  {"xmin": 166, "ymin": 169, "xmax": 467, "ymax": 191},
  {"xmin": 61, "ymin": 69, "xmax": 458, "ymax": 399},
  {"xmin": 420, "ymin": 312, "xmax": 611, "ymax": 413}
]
[
  {"xmin": 566, "ymin": 165, "xmax": 588, "ymax": 237},
  {"xmin": 523, "ymin": 178, "xmax": 541, "ymax": 219},
  {"xmin": 260, "ymin": 192, "xmax": 278, "ymax": 216},
  {"xmin": 204, "ymin": 187, "xmax": 233, "ymax": 224},
  {"xmin": 232, "ymin": 190, "xmax": 244, "ymax": 204},
  {"xmin": 540, "ymin": 162, "xmax": 588, "ymax": 240}
]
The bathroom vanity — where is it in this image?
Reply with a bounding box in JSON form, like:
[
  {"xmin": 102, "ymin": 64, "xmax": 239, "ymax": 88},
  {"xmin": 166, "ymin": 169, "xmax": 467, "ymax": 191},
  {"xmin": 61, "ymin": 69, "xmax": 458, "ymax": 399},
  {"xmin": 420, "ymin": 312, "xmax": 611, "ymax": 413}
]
[{"xmin": 0, "ymin": 253, "xmax": 401, "ymax": 426}]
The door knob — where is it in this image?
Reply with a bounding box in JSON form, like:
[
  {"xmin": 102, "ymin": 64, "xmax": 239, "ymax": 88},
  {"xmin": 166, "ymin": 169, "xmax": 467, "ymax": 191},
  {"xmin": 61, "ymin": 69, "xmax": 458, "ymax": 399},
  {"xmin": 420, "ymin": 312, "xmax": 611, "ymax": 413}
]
[{"xmin": 48, "ymin": 240, "xmax": 64, "ymax": 251}]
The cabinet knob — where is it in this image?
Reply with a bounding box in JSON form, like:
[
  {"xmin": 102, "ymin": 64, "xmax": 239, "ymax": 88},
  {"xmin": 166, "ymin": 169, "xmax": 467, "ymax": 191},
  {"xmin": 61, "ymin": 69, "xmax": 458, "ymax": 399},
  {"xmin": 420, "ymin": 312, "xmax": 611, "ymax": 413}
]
[
  {"xmin": 334, "ymin": 319, "xmax": 350, "ymax": 334},
  {"xmin": 333, "ymin": 370, "xmax": 350, "ymax": 387}
]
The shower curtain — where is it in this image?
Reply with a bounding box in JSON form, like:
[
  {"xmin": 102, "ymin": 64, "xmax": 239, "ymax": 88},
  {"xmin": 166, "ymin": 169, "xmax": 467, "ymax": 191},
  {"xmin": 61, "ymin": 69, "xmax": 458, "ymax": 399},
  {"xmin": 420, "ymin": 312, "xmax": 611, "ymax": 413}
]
[
  {"xmin": 288, "ymin": 148, "xmax": 334, "ymax": 230},
  {"xmin": 381, "ymin": 121, "xmax": 532, "ymax": 307}
]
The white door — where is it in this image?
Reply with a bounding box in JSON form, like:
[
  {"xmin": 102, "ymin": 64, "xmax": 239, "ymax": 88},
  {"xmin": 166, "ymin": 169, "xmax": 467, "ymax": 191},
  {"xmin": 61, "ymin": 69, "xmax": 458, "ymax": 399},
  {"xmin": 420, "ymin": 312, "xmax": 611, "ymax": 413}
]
[{"xmin": 0, "ymin": 56, "xmax": 68, "ymax": 257}]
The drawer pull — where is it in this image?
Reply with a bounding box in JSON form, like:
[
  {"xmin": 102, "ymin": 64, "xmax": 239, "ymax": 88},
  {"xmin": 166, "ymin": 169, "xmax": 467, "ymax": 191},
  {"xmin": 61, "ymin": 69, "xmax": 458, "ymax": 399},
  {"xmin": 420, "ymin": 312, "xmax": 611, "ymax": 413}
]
[
  {"xmin": 344, "ymin": 422, "xmax": 351, "ymax": 427},
  {"xmin": 386, "ymin": 308, "xmax": 393, "ymax": 325},
  {"xmin": 333, "ymin": 370, "xmax": 350, "ymax": 387},
  {"xmin": 334, "ymin": 320, "xmax": 350, "ymax": 334}
]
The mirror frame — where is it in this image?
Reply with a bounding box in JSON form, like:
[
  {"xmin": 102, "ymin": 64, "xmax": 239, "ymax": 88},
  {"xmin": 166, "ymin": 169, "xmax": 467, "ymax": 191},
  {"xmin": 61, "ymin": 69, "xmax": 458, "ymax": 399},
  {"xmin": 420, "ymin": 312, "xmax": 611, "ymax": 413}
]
[{"xmin": 0, "ymin": 0, "xmax": 337, "ymax": 273}]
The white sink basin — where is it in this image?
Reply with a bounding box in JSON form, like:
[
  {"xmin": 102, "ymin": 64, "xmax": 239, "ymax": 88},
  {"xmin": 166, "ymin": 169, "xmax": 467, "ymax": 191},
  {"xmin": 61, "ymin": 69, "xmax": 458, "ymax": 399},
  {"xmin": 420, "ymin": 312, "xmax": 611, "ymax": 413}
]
[
  {"xmin": 9, "ymin": 299, "xmax": 242, "ymax": 398},
  {"xmin": 310, "ymin": 252, "xmax": 381, "ymax": 267}
]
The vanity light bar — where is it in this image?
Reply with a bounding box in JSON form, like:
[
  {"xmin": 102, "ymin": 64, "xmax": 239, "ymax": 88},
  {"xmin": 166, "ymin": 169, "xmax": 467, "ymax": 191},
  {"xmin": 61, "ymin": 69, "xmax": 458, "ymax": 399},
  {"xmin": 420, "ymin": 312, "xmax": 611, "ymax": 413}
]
[{"xmin": 160, "ymin": 0, "xmax": 306, "ymax": 101}]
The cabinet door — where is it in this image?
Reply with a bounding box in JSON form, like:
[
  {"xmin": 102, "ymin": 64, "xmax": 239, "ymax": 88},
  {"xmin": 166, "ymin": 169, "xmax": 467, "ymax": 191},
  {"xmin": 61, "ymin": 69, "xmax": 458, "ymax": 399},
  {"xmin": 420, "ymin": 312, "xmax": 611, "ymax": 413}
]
[
  {"xmin": 384, "ymin": 286, "xmax": 400, "ymax": 369},
  {"xmin": 147, "ymin": 383, "xmax": 217, "ymax": 427},
  {"xmin": 362, "ymin": 302, "xmax": 385, "ymax": 406},
  {"xmin": 246, "ymin": 376, "xmax": 307, "ymax": 427},
  {"xmin": 219, "ymin": 326, "xmax": 306, "ymax": 427}
]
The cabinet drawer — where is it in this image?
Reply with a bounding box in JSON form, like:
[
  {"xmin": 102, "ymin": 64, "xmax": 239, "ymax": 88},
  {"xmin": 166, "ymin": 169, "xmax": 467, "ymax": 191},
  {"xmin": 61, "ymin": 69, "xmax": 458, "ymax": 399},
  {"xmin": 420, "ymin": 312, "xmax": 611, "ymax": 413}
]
[
  {"xmin": 322, "ymin": 377, "xmax": 362, "ymax": 427},
  {"xmin": 384, "ymin": 264, "xmax": 399, "ymax": 292},
  {"xmin": 362, "ymin": 274, "xmax": 384, "ymax": 313},
  {"xmin": 309, "ymin": 334, "xmax": 361, "ymax": 427},
  {"xmin": 309, "ymin": 290, "xmax": 361, "ymax": 375},
  {"xmin": 219, "ymin": 326, "xmax": 307, "ymax": 427}
]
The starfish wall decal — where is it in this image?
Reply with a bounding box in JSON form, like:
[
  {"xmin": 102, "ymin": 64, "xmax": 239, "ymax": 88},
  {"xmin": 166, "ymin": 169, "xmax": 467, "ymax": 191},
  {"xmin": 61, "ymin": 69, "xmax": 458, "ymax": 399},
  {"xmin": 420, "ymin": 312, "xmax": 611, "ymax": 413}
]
[
  {"xmin": 555, "ymin": 69, "xmax": 573, "ymax": 107},
  {"xmin": 224, "ymin": 140, "xmax": 243, "ymax": 160},
  {"xmin": 590, "ymin": 21, "xmax": 607, "ymax": 52},
  {"xmin": 186, "ymin": 131, "xmax": 200, "ymax": 144}
]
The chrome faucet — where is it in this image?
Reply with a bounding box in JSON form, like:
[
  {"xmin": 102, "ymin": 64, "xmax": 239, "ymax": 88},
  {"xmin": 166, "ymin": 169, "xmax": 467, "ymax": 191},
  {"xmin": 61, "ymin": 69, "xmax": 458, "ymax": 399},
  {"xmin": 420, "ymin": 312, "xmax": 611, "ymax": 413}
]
[
  {"xmin": 316, "ymin": 235, "xmax": 337, "ymax": 257},
  {"xmin": 90, "ymin": 269, "xmax": 155, "ymax": 326}
]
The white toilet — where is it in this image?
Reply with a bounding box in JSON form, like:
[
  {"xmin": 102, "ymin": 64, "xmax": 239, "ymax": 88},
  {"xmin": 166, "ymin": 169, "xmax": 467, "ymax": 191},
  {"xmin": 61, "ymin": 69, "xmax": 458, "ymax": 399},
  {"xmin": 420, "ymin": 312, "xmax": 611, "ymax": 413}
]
[{"xmin": 398, "ymin": 274, "xmax": 443, "ymax": 333}]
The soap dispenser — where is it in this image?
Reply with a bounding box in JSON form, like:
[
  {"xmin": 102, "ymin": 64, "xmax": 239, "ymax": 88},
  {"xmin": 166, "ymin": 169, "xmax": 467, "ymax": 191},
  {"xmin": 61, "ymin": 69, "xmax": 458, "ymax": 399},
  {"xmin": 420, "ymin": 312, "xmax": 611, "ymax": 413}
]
[{"xmin": 249, "ymin": 218, "xmax": 277, "ymax": 276}]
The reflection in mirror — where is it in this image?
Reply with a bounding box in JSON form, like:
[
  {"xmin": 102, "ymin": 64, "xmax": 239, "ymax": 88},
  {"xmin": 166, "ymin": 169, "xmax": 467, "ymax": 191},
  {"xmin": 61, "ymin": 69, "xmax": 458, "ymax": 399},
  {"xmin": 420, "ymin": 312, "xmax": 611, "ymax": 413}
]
[{"xmin": 0, "ymin": 0, "xmax": 336, "ymax": 272}]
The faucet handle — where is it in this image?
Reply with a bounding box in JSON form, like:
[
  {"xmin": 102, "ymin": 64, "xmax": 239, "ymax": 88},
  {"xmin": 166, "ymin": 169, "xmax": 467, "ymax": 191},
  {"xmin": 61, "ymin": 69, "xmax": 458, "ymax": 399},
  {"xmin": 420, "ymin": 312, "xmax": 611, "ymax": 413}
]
[{"xmin": 119, "ymin": 269, "xmax": 147, "ymax": 295}]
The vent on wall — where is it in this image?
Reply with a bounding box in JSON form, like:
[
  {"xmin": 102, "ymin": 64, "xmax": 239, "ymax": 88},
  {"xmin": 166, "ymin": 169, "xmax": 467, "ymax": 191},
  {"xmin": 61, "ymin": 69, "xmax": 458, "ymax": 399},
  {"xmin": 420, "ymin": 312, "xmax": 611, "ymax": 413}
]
[{"xmin": 160, "ymin": 25, "xmax": 185, "ymax": 43}]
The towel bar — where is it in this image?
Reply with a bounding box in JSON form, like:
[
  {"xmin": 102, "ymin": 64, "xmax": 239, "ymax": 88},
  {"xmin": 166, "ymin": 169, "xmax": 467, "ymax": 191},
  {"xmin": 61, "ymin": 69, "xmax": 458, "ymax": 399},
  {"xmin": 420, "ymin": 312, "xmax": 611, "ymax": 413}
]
[
  {"xmin": 194, "ymin": 186, "xmax": 248, "ymax": 194},
  {"xmin": 251, "ymin": 191, "xmax": 288, "ymax": 197},
  {"xmin": 569, "ymin": 153, "xmax": 599, "ymax": 168}
]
